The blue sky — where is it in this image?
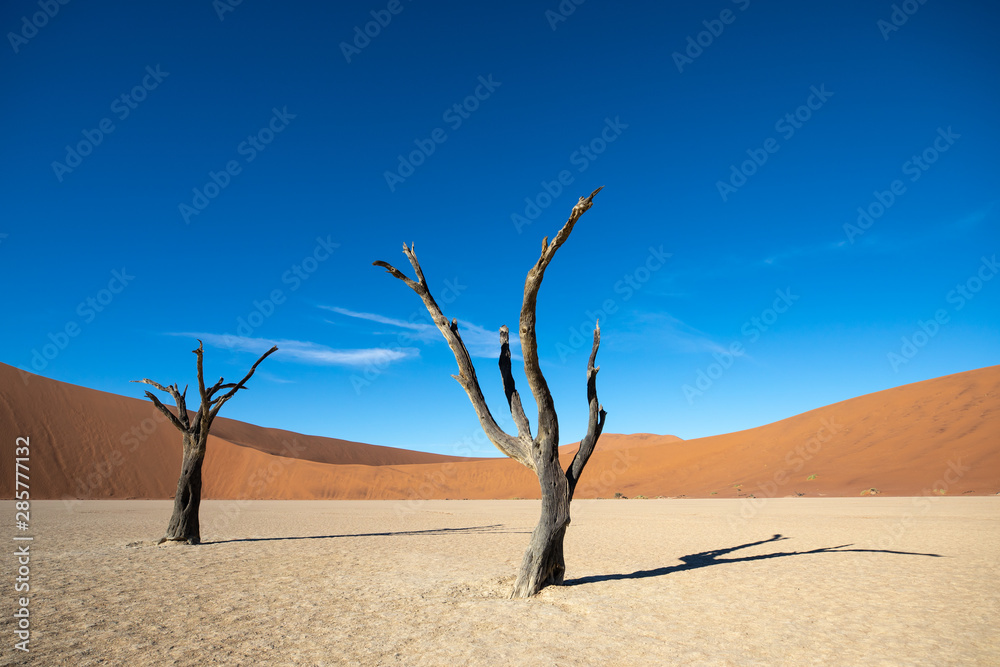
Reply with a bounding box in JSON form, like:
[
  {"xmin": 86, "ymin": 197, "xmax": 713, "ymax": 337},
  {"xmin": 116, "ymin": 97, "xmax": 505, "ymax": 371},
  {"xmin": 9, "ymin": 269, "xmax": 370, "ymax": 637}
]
[{"xmin": 2, "ymin": 0, "xmax": 998, "ymax": 456}]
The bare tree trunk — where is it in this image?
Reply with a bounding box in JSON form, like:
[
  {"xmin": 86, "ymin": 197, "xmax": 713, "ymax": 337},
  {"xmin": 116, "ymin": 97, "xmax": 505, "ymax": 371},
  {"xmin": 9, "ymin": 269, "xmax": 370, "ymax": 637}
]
[
  {"xmin": 160, "ymin": 433, "xmax": 206, "ymax": 545},
  {"xmin": 512, "ymin": 445, "xmax": 571, "ymax": 597},
  {"xmin": 375, "ymin": 187, "xmax": 608, "ymax": 598}
]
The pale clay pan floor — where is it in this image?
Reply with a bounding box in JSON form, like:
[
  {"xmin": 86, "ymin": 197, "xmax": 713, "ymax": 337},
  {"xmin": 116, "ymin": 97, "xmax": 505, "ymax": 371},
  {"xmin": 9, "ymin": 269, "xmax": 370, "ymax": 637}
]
[{"xmin": 3, "ymin": 498, "xmax": 998, "ymax": 666}]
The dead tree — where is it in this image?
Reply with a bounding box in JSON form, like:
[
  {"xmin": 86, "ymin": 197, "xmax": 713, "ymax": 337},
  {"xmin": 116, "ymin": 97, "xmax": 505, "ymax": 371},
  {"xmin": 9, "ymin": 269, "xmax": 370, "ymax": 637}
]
[
  {"xmin": 132, "ymin": 340, "xmax": 277, "ymax": 544},
  {"xmin": 374, "ymin": 187, "xmax": 607, "ymax": 598}
]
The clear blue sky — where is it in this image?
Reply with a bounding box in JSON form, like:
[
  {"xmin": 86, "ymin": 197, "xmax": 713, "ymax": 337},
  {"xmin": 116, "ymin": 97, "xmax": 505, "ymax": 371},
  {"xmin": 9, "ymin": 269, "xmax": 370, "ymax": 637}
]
[{"xmin": 2, "ymin": 0, "xmax": 998, "ymax": 456}]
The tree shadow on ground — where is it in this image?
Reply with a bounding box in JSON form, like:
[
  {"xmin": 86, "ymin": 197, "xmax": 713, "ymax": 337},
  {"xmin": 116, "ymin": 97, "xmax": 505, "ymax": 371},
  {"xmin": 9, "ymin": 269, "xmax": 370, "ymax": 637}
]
[
  {"xmin": 564, "ymin": 534, "xmax": 943, "ymax": 587},
  {"xmin": 207, "ymin": 524, "xmax": 528, "ymax": 545}
]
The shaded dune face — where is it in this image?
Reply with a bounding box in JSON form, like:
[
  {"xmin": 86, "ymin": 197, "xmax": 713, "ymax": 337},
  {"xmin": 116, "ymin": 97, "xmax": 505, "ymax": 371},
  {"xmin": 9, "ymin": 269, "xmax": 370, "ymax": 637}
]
[{"xmin": 0, "ymin": 363, "xmax": 997, "ymax": 500}]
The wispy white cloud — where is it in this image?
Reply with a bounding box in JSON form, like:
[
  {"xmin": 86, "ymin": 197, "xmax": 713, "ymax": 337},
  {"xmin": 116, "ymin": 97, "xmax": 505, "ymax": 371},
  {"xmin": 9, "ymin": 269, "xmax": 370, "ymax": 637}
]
[
  {"xmin": 760, "ymin": 239, "xmax": 847, "ymax": 267},
  {"xmin": 911, "ymin": 201, "xmax": 996, "ymax": 243},
  {"xmin": 841, "ymin": 201, "xmax": 995, "ymax": 253},
  {"xmin": 322, "ymin": 306, "xmax": 431, "ymax": 332},
  {"xmin": 256, "ymin": 371, "xmax": 295, "ymax": 384},
  {"xmin": 170, "ymin": 333, "xmax": 418, "ymax": 367},
  {"xmin": 950, "ymin": 201, "xmax": 994, "ymax": 231},
  {"xmin": 630, "ymin": 312, "xmax": 737, "ymax": 357},
  {"xmin": 322, "ymin": 305, "xmax": 440, "ymax": 342},
  {"xmin": 323, "ymin": 305, "xmax": 518, "ymax": 359}
]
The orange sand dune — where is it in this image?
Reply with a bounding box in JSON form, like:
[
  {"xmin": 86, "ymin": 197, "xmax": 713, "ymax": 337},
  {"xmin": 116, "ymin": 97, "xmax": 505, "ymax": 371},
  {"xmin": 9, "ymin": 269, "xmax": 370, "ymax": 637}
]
[
  {"xmin": 0, "ymin": 362, "xmax": 478, "ymax": 501},
  {"xmin": 209, "ymin": 416, "xmax": 485, "ymax": 467},
  {"xmin": 1, "ymin": 362, "xmax": 997, "ymax": 500},
  {"xmin": 558, "ymin": 432, "xmax": 681, "ymax": 455}
]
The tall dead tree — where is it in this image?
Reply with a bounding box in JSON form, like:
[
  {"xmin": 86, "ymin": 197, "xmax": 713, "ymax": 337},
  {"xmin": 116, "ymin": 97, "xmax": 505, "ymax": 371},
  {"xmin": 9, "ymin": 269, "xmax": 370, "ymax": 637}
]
[
  {"xmin": 133, "ymin": 340, "xmax": 277, "ymax": 544},
  {"xmin": 375, "ymin": 187, "xmax": 607, "ymax": 598}
]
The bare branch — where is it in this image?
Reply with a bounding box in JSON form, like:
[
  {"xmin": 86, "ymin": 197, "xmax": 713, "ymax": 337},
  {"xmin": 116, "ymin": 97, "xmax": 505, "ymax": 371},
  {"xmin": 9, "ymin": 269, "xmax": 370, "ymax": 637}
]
[
  {"xmin": 373, "ymin": 259, "xmax": 421, "ymax": 292},
  {"xmin": 131, "ymin": 380, "xmax": 189, "ymax": 432},
  {"xmin": 193, "ymin": 340, "xmax": 208, "ymax": 404},
  {"xmin": 207, "ymin": 345, "xmax": 279, "ymax": 422},
  {"xmin": 536, "ymin": 186, "xmax": 602, "ymax": 274},
  {"xmin": 567, "ymin": 321, "xmax": 607, "ymax": 498},
  {"xmin": 176, "ymin": 384, "xmax": 189, "ymax": 426},
  {"xmin": 222, "ymin": 346, "xmax": 278, "ymax": 398},
  {"xmin": 374, "ymin": 246, "xmax": 532, "ymax": 468},
  {"xmin": 207, "ymin": 395, "xmax": 235, "ymax": 421},
  {"xmin": 499, "ymin": 325, "xmax": 533, "ymax": 442},
  {"xmin": 204, "ymin": 376, "xmax": 229, "ymax": 399},
  {"xmin": 519, "ymin": 187, "xmax": 603, "ymax": 445},
  {"xmin": 402, "ymin": 242, "xmax": 429, "ymax": 288},
  {"xmin": 131, "ymin": 377, "xmax": 172, "ymax": 395}
]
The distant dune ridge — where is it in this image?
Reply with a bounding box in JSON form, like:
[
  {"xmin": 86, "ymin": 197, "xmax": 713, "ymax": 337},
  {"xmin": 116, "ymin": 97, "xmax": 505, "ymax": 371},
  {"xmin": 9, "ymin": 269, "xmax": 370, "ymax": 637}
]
[{"xmin": 0, "ymin": 362, "xmax": 997, "ymax": 500}]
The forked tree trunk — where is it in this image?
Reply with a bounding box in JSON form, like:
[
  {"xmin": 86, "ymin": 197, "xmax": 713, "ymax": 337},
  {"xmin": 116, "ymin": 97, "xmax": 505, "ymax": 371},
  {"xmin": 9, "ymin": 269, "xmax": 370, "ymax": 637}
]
[
  {"xmin": 512, "ymin": 448, "xmax": 572, "ymax": 597},
  {"xmin": 375, "ymin": 187, "xmax": 608, "ymax": 598},
  {"xmin": 160, "ymin": 433, "xmax": 207, "ymax": 545}
]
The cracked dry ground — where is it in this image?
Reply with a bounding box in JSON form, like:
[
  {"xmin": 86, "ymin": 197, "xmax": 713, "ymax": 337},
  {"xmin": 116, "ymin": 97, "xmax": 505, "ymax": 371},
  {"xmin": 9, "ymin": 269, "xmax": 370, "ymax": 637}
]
[{"xmin": 2, "ymin": 498, "xmax": 997, "ymax": 666}]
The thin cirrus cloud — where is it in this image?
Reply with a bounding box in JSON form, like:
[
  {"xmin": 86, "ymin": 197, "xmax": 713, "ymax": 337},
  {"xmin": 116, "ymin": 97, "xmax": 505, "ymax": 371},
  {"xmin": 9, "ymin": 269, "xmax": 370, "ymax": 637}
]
[
  {"xmin": 760, "ymin": 239, "xmax": 847, "ymax": 267},
  {"xmin": 628, "ymin": 312, "xmax": 745, "ymax": 358},
  {"xmin": 169, "ymin": 332, "xmax": 418, "ymax": 367},
  {"xmin": 727, "ymin": 200, "xmax": 993, "ymax": 271},
  {"xmin": 321, "ymin": 306, "xmax": 439, "ymax": 342},
  {"xmin": 835, "ymin": 201, "xmax": 995, "ymax": 255},
  {"xmin": 324, "ymin": 305, "xmax": 519, "ymax": 359}
]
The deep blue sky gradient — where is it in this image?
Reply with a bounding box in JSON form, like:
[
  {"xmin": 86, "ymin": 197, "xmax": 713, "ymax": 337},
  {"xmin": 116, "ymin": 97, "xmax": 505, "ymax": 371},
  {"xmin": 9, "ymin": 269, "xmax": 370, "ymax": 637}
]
[{"xmin": 2, "ymin": 0, "xmax": 998, "ymax": 455}]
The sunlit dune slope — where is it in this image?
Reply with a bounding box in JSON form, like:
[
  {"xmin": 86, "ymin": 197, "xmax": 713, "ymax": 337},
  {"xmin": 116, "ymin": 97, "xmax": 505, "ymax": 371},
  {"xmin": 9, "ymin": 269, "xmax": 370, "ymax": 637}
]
[
  {"xmin": 0, "ymin": 363, "xmax": 480, "ymax": 500},
  {"xmin": 1, "ymin": 363, "xmax": 996, "ymax": 500}
]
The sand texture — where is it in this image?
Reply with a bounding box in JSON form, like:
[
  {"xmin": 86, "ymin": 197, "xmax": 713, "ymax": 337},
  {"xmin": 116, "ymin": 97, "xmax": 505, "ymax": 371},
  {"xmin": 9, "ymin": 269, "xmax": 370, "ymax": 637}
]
[
  {"xmin": 2, "ymin": 498, "xmax": 997, "ymax": 665},
  {"xmin": 1, "ymin": 363, "xmax": 998, "ymax": 501}
]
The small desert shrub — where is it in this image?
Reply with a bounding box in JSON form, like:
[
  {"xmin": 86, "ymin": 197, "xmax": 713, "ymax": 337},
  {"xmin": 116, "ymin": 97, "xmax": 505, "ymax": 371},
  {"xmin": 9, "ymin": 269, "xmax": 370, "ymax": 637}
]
[
  {"xmin": 634, "ymin": 494, "xmax": 647, "ymax": 499},
  {"xmin": 614, "ymin": 492, "xmax": 627, "ymax": 499},
  {"xmin": 806, "ymin": 474, "xmax": 817, "ymax": 480}
]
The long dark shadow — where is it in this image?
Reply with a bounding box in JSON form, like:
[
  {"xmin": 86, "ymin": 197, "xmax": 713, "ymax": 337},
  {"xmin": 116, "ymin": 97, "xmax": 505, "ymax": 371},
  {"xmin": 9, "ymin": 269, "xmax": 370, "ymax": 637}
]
[
  {"xmin": 565, "ymin": 534, "xmax": 944, "ymax": 587},
  {"xmin": 206, "ymin": 523, "xmax": 527, "ymax": 545}
]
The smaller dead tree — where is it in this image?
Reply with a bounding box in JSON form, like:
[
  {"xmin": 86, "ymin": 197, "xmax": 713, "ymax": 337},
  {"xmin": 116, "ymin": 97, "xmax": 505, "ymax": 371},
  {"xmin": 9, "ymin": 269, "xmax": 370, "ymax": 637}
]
[{"xmin": 133, "ymin": 340, "xmax": 277, "ymax": 544}]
